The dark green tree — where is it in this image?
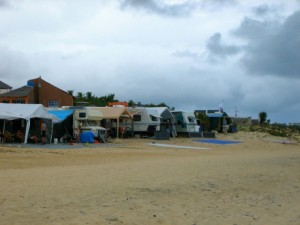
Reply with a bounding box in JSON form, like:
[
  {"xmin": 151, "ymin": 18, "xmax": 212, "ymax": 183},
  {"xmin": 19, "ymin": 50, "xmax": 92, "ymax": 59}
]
[
  {"xmin": 128, "ymin": 100, "xmax": 135, "ymax": 107},
  {"xmin": 197, "ymin": 112, "xmax": 210, "ymax": 131},
  {"xmin": 86, "ymin": 92, "xmax": 93, "ymax": 100},
  {"xmin": 67, "ymin": 90, "xmax": 74, "ymax": 96},
  {"xmin": 76, "ymin": 92, "xmax": 84, "ymax": 100},
  {"xmin": 259, "ymin": 111, "xmax": 268, "ymax": 125}
]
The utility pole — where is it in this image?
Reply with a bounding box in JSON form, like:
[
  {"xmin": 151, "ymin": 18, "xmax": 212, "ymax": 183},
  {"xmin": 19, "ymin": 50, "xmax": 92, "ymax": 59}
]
[{"xmin": 234, "ymin": 106, "xmax": 239, "ymax": 117}]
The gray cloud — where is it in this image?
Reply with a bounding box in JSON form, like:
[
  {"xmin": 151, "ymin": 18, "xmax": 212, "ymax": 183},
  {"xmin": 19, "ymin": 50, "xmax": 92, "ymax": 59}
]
[
  {"xmin": 172, "ymin": 50, "xmax": 201, "ymax": 61},
  {"xmin": 0, "ymin": 48, "xmax": 33, "ymax": 85},
  {"xmin": 206, "ymin": 33, "xmax": 241, "ymax": 60},
  {"xmin": 235, "ymin": 10, "xmax": 300, "ymax": 78},
  {"xmin": 120, "ymin": 0, "xmax": 197, "ymax": 17},
  {"xmin": 201, "ymin": 0, "xmax": 237, "ymax": 8},
  {"xmin": 252, "ymin": 4, "xmax": 276, "ymax": 16},
  {"xmin": 0, "ymin": 0, "xmax": 9, "ymax": 7},
  {"xmin": 119, "ymin": 0, "xmax": 237, "ymax": 16},
  {"xmin": 233, "ymin": 17, "xmax": 279, "ymax": 40},
  {"xmin": 1, "ymin": 0, "xmax": 299, "ymax": 123}
]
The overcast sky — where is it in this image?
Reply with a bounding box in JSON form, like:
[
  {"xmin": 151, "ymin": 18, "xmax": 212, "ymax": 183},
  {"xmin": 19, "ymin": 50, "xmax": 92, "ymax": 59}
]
[{"xmin": 1, "ymin": 0, "xmax": 299, "ymax": 123}]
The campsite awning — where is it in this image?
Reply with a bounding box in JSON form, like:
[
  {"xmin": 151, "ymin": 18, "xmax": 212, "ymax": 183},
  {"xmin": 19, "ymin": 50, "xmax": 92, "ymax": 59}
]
[
  {"xmin": 0, "ymin": 103, "xmax": 58, "ymax": 121},
  {"xmin": 87, "ymin": 107, "xmax": 133, "ymax": 119},
  {"xmin": 48, "ymin": 109, "xmax": 74, "ymax": 122},
  {"xmin": 87, "ymin": 107, "xmax": 133, "ymax": 138},
  {"xmin": 0, "ymin": 103, "xmax": 58, "ymax": 144}
]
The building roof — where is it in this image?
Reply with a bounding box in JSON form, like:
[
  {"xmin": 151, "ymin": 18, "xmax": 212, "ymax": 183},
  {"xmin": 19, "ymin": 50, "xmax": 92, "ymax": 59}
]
[
  {"xmin": 0, "ymin": 85, "xmax": 33, "ymax": 97},
  {"xmin": 0, "ymin": 81, "xmax": 12, "ymax": 89},
  {"xmin": 29, "ymin": 77, "xmax": 71, "ymax": 96}
]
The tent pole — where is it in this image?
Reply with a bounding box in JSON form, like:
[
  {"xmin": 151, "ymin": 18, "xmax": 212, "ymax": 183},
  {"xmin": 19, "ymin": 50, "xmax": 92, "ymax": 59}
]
[
  {"xmin": 131, "ymin": 117, "xmax": 134, "ymax": 138},
  {"xmin": 24, "ymin": 119, "xmax": 30, "ymax": 144},
  {"xmin": 2, "ymin": 120, "xmax": 5, "ymax": 133},
  {"xmin": 117, "ymin": 118, "xmax": 119, "ymax": 139},
  {"xmin": 50, "ymin": 120, "xmax": 53, "ymax": 144}
]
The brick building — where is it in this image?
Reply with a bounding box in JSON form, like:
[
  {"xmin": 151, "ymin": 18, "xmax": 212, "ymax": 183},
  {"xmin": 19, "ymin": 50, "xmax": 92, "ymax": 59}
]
[{"xmin": 0, "ymin": 77, "xmax": 73, "ymax": 107}]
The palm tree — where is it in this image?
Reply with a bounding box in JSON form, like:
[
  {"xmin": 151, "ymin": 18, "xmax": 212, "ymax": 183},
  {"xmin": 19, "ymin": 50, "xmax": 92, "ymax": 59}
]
[
  {"xmin": 106, "ymin": 93, "xmax": 115, "ymax": 103},
  {"xmin": 76, "ymin": 92, "xmax": 84, "ymax": 100},
  {"xmin": 67, "ymin": 90, "xmax": 74, "ymax": 96},
  {"xmin": 86, "ymin": 92, "xmax": 93, "ymax": 100}
]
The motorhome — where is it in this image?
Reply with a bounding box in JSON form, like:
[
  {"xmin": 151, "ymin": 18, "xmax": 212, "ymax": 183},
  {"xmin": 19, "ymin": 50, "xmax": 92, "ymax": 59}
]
[{"xmin": 63, "ymin": 106, "xmax": 107, "ymax": 142}]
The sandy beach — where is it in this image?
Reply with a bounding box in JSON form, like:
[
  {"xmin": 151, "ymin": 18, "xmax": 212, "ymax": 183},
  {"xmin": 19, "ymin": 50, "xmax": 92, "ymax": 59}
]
[{"xmin": 0, "ymin": 132, "xmax": 300, "ymax": 225}]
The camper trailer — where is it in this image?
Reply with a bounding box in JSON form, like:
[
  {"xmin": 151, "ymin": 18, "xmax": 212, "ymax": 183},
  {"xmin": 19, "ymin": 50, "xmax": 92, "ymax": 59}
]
[
  {"xmin": 127, "ymin": 108, "xmax": 160, "ymax": 136},
  {"xmin": 172, "ymin": 111, "xmax": 199, "ymax": 134},
  {"xmin": 126, "ymin": 107, "xmax": 176, "ymax": 137}
]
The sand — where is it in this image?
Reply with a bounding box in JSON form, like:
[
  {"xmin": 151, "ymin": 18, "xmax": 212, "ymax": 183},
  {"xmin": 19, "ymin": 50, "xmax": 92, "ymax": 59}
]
[{"xmin": 0, "ymin": 132, "xmax": 300, "ymax": 225}]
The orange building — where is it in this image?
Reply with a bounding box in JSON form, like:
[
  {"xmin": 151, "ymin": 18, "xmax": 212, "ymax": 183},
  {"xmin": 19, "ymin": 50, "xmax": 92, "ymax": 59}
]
[
  {"xmin": 0, "ymin": 76, "xmax": 73, "ymax": 107},
  {"xmin": 108, "ymin": 101, "xmax": 128, "ymax": 107}
]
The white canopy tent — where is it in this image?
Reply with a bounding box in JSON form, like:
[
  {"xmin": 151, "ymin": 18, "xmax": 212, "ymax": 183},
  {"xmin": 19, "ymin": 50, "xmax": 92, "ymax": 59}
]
[{"xmin": 0, "ymin": 103, "xmax": 59, "ymax": 144}]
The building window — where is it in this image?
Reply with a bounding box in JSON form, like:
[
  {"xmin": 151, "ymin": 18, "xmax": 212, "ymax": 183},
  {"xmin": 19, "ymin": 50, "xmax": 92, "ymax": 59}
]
[
  {"xmin": 48, "ymin": 101, "xmax": 58, "ymax": 107},
  {"xmin": 12, "ymin": 99, "xmax": 25, "ymax": 104},
  {"xmin": 2, "ymin": 100, "xmax": 10, "ymax": 103}
]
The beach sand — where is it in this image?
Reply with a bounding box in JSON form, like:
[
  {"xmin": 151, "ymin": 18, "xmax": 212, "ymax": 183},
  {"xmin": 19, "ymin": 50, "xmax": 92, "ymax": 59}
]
[{"xmin": 0, "ymin": 132, "xmax": 300, "ymax": 225}]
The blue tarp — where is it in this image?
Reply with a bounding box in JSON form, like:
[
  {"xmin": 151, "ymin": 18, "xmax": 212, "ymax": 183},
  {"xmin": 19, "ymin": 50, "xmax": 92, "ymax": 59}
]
[
  {"xmin": 48, "ymin": 109, "xmax": 73, "ymax": 122},
  {"xmin": 194, "ymin": 139, "xmax": 241, "ymax": 145},
  {"xmin": 80, "ymin": 131, "xmax": 95, "ymax": 143}
]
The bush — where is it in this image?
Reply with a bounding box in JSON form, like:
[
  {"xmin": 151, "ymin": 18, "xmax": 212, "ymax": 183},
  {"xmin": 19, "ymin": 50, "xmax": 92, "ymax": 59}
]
[{"xmin": 249, "ymin": 124, "xmax": 299, "ymax": 137}]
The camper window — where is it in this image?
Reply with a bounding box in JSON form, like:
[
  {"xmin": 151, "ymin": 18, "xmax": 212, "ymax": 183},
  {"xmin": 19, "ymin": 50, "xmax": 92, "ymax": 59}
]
[
  {"xmin": 188, "ymin": 116, "xmax": 195, "ymax": 123},
  {"xmin": 150, "ymin": 115, "xmax": 158, "ymax": 121},
  {"xmin": 79, "ymin": 112, "xmax": 86, "ymax": 118},
  {"xmin": 133, "ymin": 115, "xmax": 141, "ymax": 121}
]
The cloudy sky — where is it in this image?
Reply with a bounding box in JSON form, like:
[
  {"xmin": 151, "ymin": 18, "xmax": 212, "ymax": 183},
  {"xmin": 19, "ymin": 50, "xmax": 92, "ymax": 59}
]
[{"xmin": 1, "ymin": 0, "xmax": 300, "ymax": 123}]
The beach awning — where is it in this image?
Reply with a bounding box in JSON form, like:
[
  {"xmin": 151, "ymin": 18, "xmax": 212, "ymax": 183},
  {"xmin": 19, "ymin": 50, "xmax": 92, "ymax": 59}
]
[
  {"xmin": 0, "ymin": 103, "xmax": 58, "ymax": 143},
  {"xmin": 48, "ymin": 109, "xmax": 74, "ymax": 122},
  {"xmin": 0, "ymin": 103, "xmax": 58, "ymax": 121},
  {"xmin": 87, "ymin": 107, "xmax": 133, "ymax": 119}
]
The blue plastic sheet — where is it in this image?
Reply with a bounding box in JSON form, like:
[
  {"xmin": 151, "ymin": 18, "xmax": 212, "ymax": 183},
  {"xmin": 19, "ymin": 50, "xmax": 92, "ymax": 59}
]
[{"xmin": 194, "ymin": 139, "xmax": 241, "ymax": 145}]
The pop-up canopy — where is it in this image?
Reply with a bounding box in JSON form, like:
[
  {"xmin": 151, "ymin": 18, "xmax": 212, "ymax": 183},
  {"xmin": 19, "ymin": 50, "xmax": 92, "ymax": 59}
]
[{"xmin": 0, "ymin": 103, "xmax": 59, "ymax": 144}]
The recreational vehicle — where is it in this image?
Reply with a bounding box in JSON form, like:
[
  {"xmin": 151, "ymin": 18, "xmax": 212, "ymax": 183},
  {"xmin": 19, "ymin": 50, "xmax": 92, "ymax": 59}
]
[
  {"xmin": 61, "ymin": 106, "xmax": 107, "ymax": 141},
  {"xmin": 172, "ymin": 111, "xmax": 199, "ymax": 134},
  {"xmin": 126, "ymin": 107, "xmax": 176, "ymax": 137}
]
